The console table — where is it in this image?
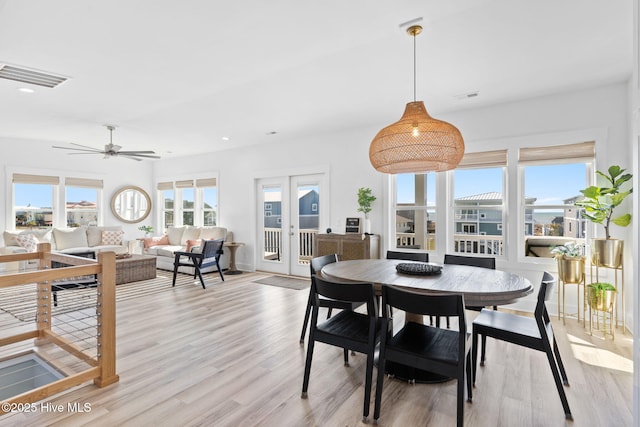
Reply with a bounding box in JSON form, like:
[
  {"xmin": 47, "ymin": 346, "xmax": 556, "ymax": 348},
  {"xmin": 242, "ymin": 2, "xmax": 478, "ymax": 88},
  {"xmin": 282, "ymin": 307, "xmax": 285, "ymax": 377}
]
[{"xmin": 314, "ymin": 233, "xmax": 379, "ymax": 260}]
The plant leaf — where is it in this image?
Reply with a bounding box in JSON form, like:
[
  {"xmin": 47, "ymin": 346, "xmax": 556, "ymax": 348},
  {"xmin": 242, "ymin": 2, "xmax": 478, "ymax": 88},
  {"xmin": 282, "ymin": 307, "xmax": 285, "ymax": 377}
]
[{"xmin": 611, "ymin": 213, "xmax": 631, "ymax": 227}]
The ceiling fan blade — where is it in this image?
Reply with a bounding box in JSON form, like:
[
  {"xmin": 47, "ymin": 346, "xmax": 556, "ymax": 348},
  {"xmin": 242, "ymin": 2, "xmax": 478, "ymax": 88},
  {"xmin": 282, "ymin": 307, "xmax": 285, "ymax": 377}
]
[
  {"xmin": 118, "ymin": 150, "xmax": 157, "ymax": 155},
  {"xmin": 119, "ymin": 153, "xmax": 161, "ymax": 159},
  {"xmin": 53, "ymin": 145, "xmax": 104, "ymax": 153},
  {"xmin": 69, "ymin": 142, "xmax": 104, "ymax": 152},
  {"xmin": 118, "ymin": 154, "xmax": 143, "ymax": 161}
]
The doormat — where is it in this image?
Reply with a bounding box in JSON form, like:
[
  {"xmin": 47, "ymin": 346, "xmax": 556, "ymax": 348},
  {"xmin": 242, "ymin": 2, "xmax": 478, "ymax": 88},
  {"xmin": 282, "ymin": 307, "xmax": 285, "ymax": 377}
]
[{"xmin": 252, "ymin": 275, "xmax": 310, "ymax": 290}]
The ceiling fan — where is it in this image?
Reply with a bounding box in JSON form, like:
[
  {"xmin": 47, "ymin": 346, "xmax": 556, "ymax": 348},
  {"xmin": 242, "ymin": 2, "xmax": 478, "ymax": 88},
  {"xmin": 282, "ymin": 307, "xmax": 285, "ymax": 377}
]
[{"xmin": 52, "ymin": 125, "xmax": 161, "ymax": 161}]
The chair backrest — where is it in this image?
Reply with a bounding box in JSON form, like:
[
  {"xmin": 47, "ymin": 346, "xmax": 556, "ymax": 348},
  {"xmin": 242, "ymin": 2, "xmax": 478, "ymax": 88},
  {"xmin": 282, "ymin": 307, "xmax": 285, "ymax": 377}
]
[
  {"xmin": 535, "ymin": 271, "xmax": 556, "ymax": 325},
  {"xmin": 201, "ymin": 239, "xmax": 224, "ymax": 259},
  {"xmin": 309, "ymin": 254, "xmax": 338, "ymax": 276},
  {"xmin": 311, "ymin": 274, "xmax": 377, "ymax": 316},
  {"xmin": 381, "ymin": 284, "xmax": 465, "ymax": 322},
  {"xmin": 386, "ymin": 251, "xmax": 429, "ymax": 262},
  {"xmin": 444, "ymin": 254, "xmax": 495, "ymax": 269}
]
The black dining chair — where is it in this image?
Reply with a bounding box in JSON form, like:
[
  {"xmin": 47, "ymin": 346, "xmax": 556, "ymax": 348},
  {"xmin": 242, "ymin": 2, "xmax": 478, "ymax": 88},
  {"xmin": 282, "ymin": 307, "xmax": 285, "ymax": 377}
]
[
  {"xmin": 172, "ymin": 238, "xmax": 225, "ymax": 289},
  {"xmin": 299, "ymin": 254, "xmax": 362, "ymax": 344},
  {"xmin": 374, "ymin": 284, "xmax": 472, "ymax": 427},
  {"xmin": 443, "ymin": 254, "xmax": 496, "ymax": 339},
  {"xmin": 386, "ymin": 250, "xmax": 429, "ymax": 262},
  {"xmin": 301, "ymin": 274, "xmax": 383, "ymax": 423},
  {"xmin": 472, "ymin": 271, "xmax": 572, "ymax": 420}
]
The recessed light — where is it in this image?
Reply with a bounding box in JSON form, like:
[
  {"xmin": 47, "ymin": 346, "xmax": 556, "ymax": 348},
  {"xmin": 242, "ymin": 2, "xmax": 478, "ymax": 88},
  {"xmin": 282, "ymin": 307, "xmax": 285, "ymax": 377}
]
[
  {"xmin": 221, "ymin": 136, "xmax": 230, "ymax": 141},
  {"xmin": 454, "ymin": 91, "xmax": 479, "ymax": 100},
  {"xmin": 266, "ymin": 131, "xmax": 277, "ymax": 135},
  {"xmin": 18, "ymin": 87, "xmax": 34, "ymax": 93}
]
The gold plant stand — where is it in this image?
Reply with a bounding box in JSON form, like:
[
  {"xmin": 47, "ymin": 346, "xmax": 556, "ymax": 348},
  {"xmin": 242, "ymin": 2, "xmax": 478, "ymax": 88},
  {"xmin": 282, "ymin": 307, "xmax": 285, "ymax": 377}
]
[
  {"xmin": 587, "ymin": 286, "xmax": 615, "ymax": 339},
  {"xmin": 556, "ymin": 256, "xmax": 586, "ymax": 325},
  {"xmin": 590, "ymin": 260, "xmax": 624, "ymax": 333}
]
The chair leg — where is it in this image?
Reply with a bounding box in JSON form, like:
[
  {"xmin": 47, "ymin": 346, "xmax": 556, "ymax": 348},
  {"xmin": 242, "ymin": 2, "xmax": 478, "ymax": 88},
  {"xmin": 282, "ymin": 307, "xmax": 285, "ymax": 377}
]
[
  {"xmin": 373, "ymin": 357, "xmax": 386, "ymax": 422},
  {"xmin": 543, "ymin": 342, "xmax": 572, "ymax": 420},
  {"xmin": 343, "ymin": 348, "xmax": 349, "ymax": 366},
  {"xmin": 301, "ymin": 338, "xmax": 315, "ymax": 398},
  {"xmin": 194, "ymin": 265, "xmax": 206, "ymax": 289},
  {"xmin": 362, "ymin": 352, "xmax": 375, "ymax": 422},
  {"xmin": 446, "ymin": 316, "xmax": 450, "ymax": 329},
  {"xmin": 217, "ymin": 264, "xmax": 225, "ymax": 281},
  {"xmin": 465, "ymin": 353, "xmax": 473, "ymax": 402},
  {"xmin": 299, "ymin": 290, "xmax": 313, "ymax": 344},
  {"xmin": 480, "ymin": 334, "xmax": 487, "ymax": 366},
  {"xmin": 472, "ymin": 328, "xmax": 479, "ymax": 385},
  {"xmin": 456, "ymin": 368, "xmax": 465, "ymax": 427},
  {"xmin": 172, "ymin": 257, "xmax": 180, "ymax": 287},
  {"xmin": 553, "ymin": 339, "xmax": 570, "ymax": 385},
  {"xmin": 326, "ymin": 307, "xmax": 333, "ymax": 319}
]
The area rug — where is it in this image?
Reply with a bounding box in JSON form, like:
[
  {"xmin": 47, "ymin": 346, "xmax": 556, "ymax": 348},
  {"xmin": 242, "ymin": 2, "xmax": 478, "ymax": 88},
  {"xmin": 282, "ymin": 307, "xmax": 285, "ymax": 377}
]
[
  {"xmin": 0, "ymin": 270, "xmax": 203, "ymax": 323},
  {"xmin": 252, "ymin": 275, "xmax": 310, "ymax": 290}
]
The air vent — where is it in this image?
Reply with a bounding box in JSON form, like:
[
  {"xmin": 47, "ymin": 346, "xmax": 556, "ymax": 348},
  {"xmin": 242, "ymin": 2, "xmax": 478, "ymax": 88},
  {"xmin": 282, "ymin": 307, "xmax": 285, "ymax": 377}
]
[
  {"xmin": 454, "ymin": 91, "xmax": 479, "ymax": 100},
  {"xmin": 0, "ymin": 63, "xmax": 68, "ymax": 88}
]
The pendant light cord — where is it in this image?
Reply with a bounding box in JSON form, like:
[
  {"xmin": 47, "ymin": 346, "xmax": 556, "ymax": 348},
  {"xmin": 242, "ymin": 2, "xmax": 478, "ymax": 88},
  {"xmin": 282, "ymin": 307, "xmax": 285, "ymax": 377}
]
[{"xmin": 413, "ymin": 30, "xmax": 417, "ymax": 102}]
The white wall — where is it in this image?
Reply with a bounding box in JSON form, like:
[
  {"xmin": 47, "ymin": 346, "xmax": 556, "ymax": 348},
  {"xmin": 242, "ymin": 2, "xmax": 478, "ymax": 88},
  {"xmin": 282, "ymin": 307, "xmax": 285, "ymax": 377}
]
[{"xmin": 0, "ymin": 137, "xmax": 154, "ymax": 241}]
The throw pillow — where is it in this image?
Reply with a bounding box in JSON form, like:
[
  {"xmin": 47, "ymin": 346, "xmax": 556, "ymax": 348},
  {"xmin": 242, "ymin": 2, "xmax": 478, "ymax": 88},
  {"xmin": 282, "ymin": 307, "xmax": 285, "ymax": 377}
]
[
  {"xmin": 181, "ymin": 226, "xmax": 201, "ymax": 245},
  {"xmin": 100, "ymin": 230, "xmax": 124, "ymax": 246},
  {"xmin": 87, "ymin": 226, "xmax": 123, "ymax": 247},
  {"xmin": 186, "ymin": 239, "xmax": 202, "ymax": 252},
  {"xmin": 143, "ymin": 235, "xmax": 169, "ymax": 248},
  {"xmin": 166, "ymin": 226, "xmax": 185, "ymax": 246},
  {"xmin": 53, "ymin": 227, "xmax": 89, "ymax": 250},
  {"xmin": 3, "ymin": 231, "xmax": 21, "ymax": 246},
  {"xmin": 16, "ymin": 233, "xmax": 39, "ymax": 252}
]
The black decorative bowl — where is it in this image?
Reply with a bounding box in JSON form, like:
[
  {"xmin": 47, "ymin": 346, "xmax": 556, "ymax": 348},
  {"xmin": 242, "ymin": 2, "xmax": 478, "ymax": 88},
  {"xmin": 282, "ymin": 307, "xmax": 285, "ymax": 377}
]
[{"xmin": 395, "ymin": 262, "xmax": 443, "ymax": 276}]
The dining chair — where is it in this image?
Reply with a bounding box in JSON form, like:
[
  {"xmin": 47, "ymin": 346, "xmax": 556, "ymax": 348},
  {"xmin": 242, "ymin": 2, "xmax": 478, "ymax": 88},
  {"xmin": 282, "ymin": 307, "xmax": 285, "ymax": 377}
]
[
  {"xmin": 301, "ymin": 274, "xmax": 383, "ymax": 422},
  {"xmin": 172, "ymin": 238, "xmax": 225, "ymax": 289},
  {"xmin": 472, "ymin": 271, "xmax": 572, "ymax": 420},
  {"xmin": 443, "ymin": 254, "xmax": 496, "ymax": 341},
  {"xmin": 299, "ymin": 254, "xmax": 362, "ymax": 344},
  {"xmin": 373, "ymin": 284, "xmax": 472, "ymax": 427},
  {"xmin": 386, "ymin": 250, "xmax": 429, "ymax": 262}
]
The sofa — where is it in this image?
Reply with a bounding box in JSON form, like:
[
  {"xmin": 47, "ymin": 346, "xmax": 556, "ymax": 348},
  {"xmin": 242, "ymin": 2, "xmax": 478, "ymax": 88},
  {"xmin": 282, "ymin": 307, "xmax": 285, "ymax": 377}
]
[
  {"xmin": 2, "ymin": 226, "xmax": 129, "ymax": 256},
  {"xmin": 142, "ymin": 226, "xmax": 232, "ymax": 274}
]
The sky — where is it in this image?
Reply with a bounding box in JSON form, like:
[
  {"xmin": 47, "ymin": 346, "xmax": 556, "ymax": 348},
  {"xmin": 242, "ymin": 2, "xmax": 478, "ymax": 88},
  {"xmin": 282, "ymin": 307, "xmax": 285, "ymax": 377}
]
[
  {"xmin": 397, "ymin": 163, "xmax": 587, "ymax": 205},
  {"xmin": 14, "ymin": 184, "xmax": 96, "ymax": 208}
]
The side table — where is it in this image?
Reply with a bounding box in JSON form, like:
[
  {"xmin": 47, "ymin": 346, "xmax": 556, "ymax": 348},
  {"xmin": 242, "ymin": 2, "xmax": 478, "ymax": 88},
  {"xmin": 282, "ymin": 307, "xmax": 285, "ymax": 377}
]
[{"xmin": 224, "ymin": 242, "xmax": 244, "ymax": 275}]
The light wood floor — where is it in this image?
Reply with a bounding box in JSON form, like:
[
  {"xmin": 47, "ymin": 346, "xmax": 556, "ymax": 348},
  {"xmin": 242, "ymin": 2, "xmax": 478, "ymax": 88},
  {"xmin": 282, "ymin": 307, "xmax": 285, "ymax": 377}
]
[{"xmin": 1, "ymin": 271, "xmax": 633, "ymax": 427}]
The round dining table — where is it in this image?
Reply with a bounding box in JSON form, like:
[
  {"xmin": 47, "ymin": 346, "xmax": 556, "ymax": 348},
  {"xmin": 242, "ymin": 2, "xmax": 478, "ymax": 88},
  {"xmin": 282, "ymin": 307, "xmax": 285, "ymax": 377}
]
[
  {"xmin": 322, "ymin": 258, "xmax": 534, "ymax": 307},
  {"xmin": 321, "ymin": 258, "xmax": 535, "ymax": 383}
]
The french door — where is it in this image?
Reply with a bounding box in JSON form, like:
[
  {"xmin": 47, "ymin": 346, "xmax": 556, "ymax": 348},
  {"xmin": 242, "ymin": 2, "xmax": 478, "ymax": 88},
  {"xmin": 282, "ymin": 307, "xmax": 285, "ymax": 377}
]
[{"xmin": 256, "ymin": 174, "xmax": 325, "ymax": 277}]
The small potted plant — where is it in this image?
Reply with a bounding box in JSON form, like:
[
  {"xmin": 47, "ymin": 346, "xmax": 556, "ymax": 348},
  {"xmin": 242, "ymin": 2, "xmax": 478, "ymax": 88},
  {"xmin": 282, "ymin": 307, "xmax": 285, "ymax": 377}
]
[
  {"xmin": 586, "ymin": 282, "xmax": 616, "ymax": 311},
  {"xmin": 551, "ymin": 242, "xmax": 585, "ymax": 284},
  {"xmin": 574, "ymin": 165, "xmax": 632, "ymax": 268},
  {"xmin": 357, "ymin": 187, "xmax": 376, "ymax": 234},
  {"xmin": 138, "ymin": 225, "xmax": 154, "ymax": 237}
]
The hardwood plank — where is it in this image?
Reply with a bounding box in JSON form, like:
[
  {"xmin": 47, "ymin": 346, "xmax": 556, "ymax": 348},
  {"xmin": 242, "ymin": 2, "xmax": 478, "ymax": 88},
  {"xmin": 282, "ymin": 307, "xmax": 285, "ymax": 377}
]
[{"xmin": 0, "ymin": 271, "xmax": 632, "ymax": 426}]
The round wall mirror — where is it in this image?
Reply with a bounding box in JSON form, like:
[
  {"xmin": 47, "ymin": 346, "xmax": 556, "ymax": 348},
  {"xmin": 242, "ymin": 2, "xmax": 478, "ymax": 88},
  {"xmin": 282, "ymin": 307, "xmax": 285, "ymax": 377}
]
[{"xmin": 111, "ymin": 186, "xmax": 152, "ymax": 223}]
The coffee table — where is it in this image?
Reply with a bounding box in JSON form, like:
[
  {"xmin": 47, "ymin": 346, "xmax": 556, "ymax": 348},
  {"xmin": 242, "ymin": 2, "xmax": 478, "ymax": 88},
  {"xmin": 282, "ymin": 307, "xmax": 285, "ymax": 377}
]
[{"xmin": 115, "ymin": 254, "xmax": 156, "ymax": 284}]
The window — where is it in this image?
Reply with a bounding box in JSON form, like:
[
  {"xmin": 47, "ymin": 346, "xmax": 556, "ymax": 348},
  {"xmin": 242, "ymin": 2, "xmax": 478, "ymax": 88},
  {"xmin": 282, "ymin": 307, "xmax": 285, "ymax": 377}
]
[
  {"xmin": 65, "ymin": 177, "xmax": 102, "ymax": 227},
  {"xmin": 520, "ymin": 142, "xmax": 593, "ymax": 258},
  {"xmin": 158, "ymin": 177, "xmax": 218, "ymax": 229},
  {"xmin": 394, "ymin": 172, "xmax": 436, "ymax": 251},
  {"xmin": 453, "ymin": 150, "xmax": 506, "ymax": 256},
  {"xmin": 13, "ymin": 174, "xmax": 58, "ymax": 230},
  {"xmin": 158, "ymin": 182, "xmax": 175, "ymax": 229}
]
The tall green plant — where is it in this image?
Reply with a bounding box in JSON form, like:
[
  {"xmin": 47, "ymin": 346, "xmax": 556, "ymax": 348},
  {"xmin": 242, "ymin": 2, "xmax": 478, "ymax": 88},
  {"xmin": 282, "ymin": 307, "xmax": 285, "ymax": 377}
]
[
  {"xmin": 574, "ymin": 165, "xmax": 632, "ymax": 239},
  {"xmin": 357, "ymin": 187, "xmax": 376, "ymax": 217}
]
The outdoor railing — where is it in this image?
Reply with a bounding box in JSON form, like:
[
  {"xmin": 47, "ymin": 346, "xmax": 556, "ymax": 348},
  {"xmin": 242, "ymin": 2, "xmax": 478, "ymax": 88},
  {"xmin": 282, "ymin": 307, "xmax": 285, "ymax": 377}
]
[{"xmin": 263, "ymin": 228, "xmax": 317, "ymax": 262}]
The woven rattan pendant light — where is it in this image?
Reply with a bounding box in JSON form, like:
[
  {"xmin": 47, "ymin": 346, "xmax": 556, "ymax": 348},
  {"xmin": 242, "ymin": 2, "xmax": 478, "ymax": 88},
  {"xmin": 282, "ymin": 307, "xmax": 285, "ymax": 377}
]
[{"xmin": 369, "ymin": 25, "xmax": 464, "ymax": 174}]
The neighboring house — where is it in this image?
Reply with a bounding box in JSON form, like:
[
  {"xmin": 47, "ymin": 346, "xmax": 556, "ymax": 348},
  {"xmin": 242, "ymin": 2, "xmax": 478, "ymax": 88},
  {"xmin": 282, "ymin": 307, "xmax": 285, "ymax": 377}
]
[
  {"xmin": 563, "ymin": 195, "xmax": 586, "ymax": 238},
  {"xmin": 453, "ymin": 192, "xmax": 533, "ymax": 236},
  {"xmin": 264, "ymin": 189, "xmax": 319, "ymax": 230},
  {"xmin": 66, "ymin": 200, "xmax": 98, "ymax": 227}
]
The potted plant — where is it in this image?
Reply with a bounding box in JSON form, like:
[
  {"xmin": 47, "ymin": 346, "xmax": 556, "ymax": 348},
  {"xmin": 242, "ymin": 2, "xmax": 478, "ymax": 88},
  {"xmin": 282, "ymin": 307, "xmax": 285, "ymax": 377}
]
[
  {"xmin": 586, "ymin": 282, "xmax": 616, "ymax": 311},
  {"xmin": 551, "ymin": 242, "xmax": 585, "ymax": 284},
  {"xmin": 138, "ymin": 225, "xmax": 154, "ymax": 237},
  {"xmin": 357, "ymin": 187, "xmax": 376, "ymax": 234},
  {"xmin": 574, "ymin": 165, "xmax": 632, "ymax": 268}
]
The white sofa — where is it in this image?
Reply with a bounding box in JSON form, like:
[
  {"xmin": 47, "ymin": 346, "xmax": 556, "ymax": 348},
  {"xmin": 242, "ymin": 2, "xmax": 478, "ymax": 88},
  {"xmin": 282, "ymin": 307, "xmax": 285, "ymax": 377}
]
[
  {"xmin": 2, "ymin": 226, "xmax": 129, "ymax": 256},
  {"xmin": 142, "ymin": 226, "xmax": 231, "ymax": 273}
]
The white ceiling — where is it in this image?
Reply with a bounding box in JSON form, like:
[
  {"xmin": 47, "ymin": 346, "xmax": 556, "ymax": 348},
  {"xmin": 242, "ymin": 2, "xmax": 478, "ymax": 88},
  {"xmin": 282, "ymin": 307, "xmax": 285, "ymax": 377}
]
[{"xmin": 0, "ymin": 0, "xmax": 633, "ymax": 159}]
